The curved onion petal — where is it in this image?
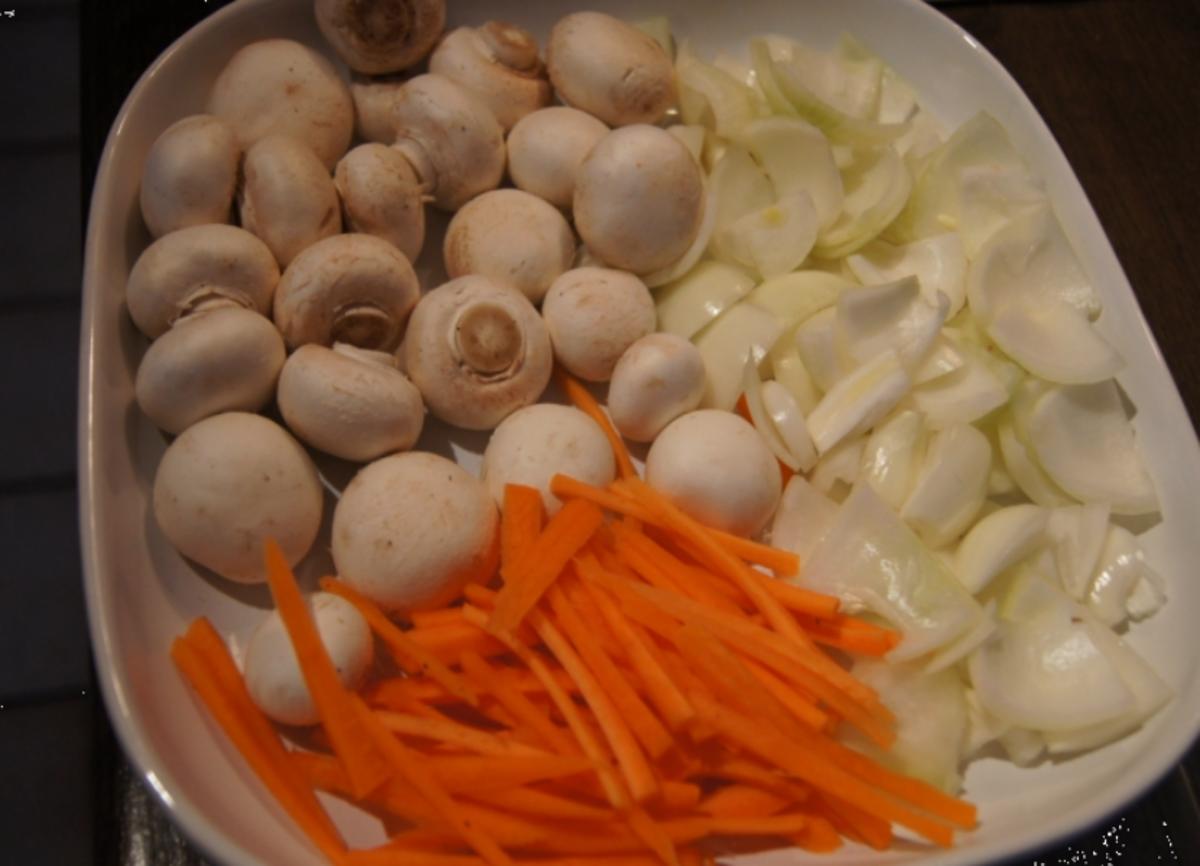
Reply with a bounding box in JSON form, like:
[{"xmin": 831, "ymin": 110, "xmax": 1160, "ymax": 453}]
[
  {"xmin": 676, "ymin": 44, "xmax": 759, "ymax": 136},
  {"xmin": 731, "ymin": 115, "xmax": 845, "ymax": 229},
  {"xmin": 816, "ymin": 144, "xmax": 912, "ymax": 259},
  {"xmin": 694, "ymin": 302, "xmax": 784, "ymax": 411},
  {"xmin": 987, "ymin": 297, "xmax": 1123, "ymax": 385},
  {"xmin": 810, "ymin": 435, "xmax": 866, "ymax": 496},
  {"xmin": 1086, "ymin": 525, "xmax": 1167, "ymax": 626},
  {"xmin": 847, "ymin": 232, "xmax": 966, "ymax": 316},
  {"xmin": 793, "ymin": 306, "xmax": 850, "ymax": 393},
  {"xmin": 807, "ymin": 349, "xmax": 911, "ymax": 454},
  {"xmin": 1046, "ymin": 503, "xmax": 1110, "ymax": 600},
  {"xmin": 859, "ymin": 408, "xmax": 926, "ymax": 511},
  {"xmin": 953, "ymin": 504, "xmax": 1048, "ymax": 594},
  {"xmin": 716, "ymin": 190, "xmax": 819, "ymax": 279},
  {"xmin": 654, "ymin": 260, "xmax": 756, "ymax": 339},
  {"xmin": 747, "ymin": 270, "xmax": 850, "ymax": 329},
  {"xmin": 770, "ymin": 475, "xmax": 839, "ymax": 559},
  {"xmin": 836, "ymin": 276, "xmax": 948, "ymax": 373},
  {"xmin": 901, "ymin": 423, "xmax": 991, "ymax": 548},
  {"xmin": 770, "ymin": 346, "xmax": 822, "ymax": 414},
  {"xmin": 742, "ymin": 358, "xmax": 799, "ymax": 471},
  {"xmin": 761, "ymin": 379, "xmax": 818, "ymax": 472}
]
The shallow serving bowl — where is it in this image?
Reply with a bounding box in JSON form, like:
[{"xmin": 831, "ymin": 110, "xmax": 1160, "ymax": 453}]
[{"xmin": 79, "ymin": 0, "xmax": 1200, "ymax": 864}]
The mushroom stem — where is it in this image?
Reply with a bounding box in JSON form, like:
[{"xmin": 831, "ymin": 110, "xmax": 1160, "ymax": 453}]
[
  {"xmin": 332, "ymin": 302, "xmax": 399, "ymax": 349},
  {"xmin": 479, "ymin": 21, "xmax": 540, "ymax": 71},
  {"xmin": 451, "ymin": 301, "xmax": 524, "ymax": 379}
]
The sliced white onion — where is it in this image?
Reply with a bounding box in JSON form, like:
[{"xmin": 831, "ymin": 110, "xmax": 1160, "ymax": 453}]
[
  {"xmin": 836, "ymin": 276, "xmax": 947, "ymax": 373},
  {"xmin": 731, "ymin": 115, "xmax": 845, "ymax": 229},
  {"xmin": 923, "ymin": 600, "xmax": 997, "ymax": 676},
  {"xmin": 908, "ymin": 338, "xmax": 1010, "ymax": 428},
  {"xmin": 996, "ymin": 413, "xmax": 1074, "ymax": 507},
  {"xmin": 912, "ymin": 334, "xmax": 966, "ymax": 385},
  {"xmin": 793, "ymin": 306, "xmax": 850, "ymax": 393},
  {"xmin": 741, "ymin": 358, "xmax": 798, "ymax": 471},
  {"xmin": 709, "ymin": 144, "xmax": 776, "ymax": 234},
  {"xmin": 953, "ymin": 504, "xmax": 1048, "ymax": 594},
  {"xmin": 810, "ymin": 434, "xmax": 866, "ymax": 497},
  {"xmin": 1086, "ymin": 525, "xmax": 1166, "ymax": 626},
  {"xmin": 858, "ymin": 408, "xmax": 926, "ymax": 511},
  {"xmin": 761, "ymin": 379, "xmax": 818, "ymax": 471},
  {"xmin": 987, "ymin": 297, "xmax": 1122, "ymax": 386},
  {"xmin": 770, "ymin": 474, "xmax": 839, "ymax": 559},
  {"xmin": 901, "ymin": 423, "xmax": 991, "ymax": 549},
  {"xmin": 747, "ymin": 269, "xmax": 850, "ymax": 328},
  {"xmin": 770, "ymin": 346, "xmax": 822, "ymax": 414},
  {"xmin": 847, "ymin": 232, "xmax": 967, "ymax": 317},
  {"xmin": 694, "ymin": 302, "xmax": 784, "ymax": 411},
  {"xmin": 1046, "ymin": 503, "xmax": 1110, "ymax": 600},
  {"xmin": 956, "ymin": 164, "xmax": 1047, "ymax": 257},
  {"xmin": 816, "ymin": 144, "xmax": 912, "ymax": 259},
  {"xmin": 654, "ymin": 260, "xmax": 756, "ymax": 339},
  {"xmin": 715, "ymin": 190, "xmax": 819, "ymax": 279},
  {"xmin": 676, "ymin": 45, "xmax": 759, "ymax": 136},
  {"xmin": 806, "ymin": 349, "xmax": 911, "ymax": 454}
]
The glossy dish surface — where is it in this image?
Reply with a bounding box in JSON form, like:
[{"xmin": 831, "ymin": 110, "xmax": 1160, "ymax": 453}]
[{"xmin": 78, "ymin": 1, "xmax": 1200, "ymax": 864}]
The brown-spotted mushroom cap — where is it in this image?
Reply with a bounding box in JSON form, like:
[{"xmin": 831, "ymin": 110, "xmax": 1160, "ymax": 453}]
[
  {"xmin": 391, "ymin": 73, "xmax": 505, "ymax": 211},
  {"xmin": 208, "ymin": 39, "xmax": 353, "ymax": 171},
  {"xmin": 332, "ymin": 451, "xmax": 499, "ymax": 612},
  {"xmin": 273, "ymin": 233, "xmax": 420, "ymax": 351},
  {"xmin": 126, "ymin": 224, "xmax": 280, "ymax": 340},
  {"xmin": 404, "ymin": 275, "xmax": 552, "ymax": 430},
  {"xmin": 277, "ymin": 343, "xmax": 425, "ymax": 463},
  {"xmin": 506, "ymin": 106, "xmax": 608, "ymax": 210},
  {"xmin": 315, "ymin": 0, "xmax": 446, "ymax": 75},
  {"xmin": 152, "ymin": 412, "xmax": 324, "ymax": 583},
  {"xmin": 239, "ymin": 134, "xmax": 342, "ymax": 267},
  {"xmin": 334, "ymin": 143, "xmax": 426, "ymax": 262},
  {"xmin": 443, "ymin": 189, "xmax": 575, "ymax": 304},
  {"xmin": 428, "ymin": 22, "xmax": 551, "ymax": 131},
  {"xmin": 574, "ymin": 124, "xmax": 705, "ymax": 275},
  {"xmin": 139, "ymin": 114, "xmax": 239, "ymax": 238},
  {"xmin": 546, "ymin": 12, "xmax": 677, "ymax": 127},
  {"xmin": 135, "ymin": 306, "xmax": 286, "ymax": 435},
  {"xmin": 541, "ymin": 267, "xmax": 656, "ymax": 382}
]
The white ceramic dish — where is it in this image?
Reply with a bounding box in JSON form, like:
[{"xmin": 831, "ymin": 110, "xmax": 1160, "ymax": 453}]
[{"xmin": 79, "ymin": 1, "xmax": 1200, "ymax": 864}]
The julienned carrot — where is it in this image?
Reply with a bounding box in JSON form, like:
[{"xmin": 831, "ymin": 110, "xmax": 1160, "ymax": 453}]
[
  {"xmin": 408, "ymin": 621, "xmax": 509, "ymax": 661},
  {"xmin": 741, "ymin": 655, "xmax": 831, "ymax": 732},
  {"xmin": 613, "ymin": 522, "xmax": 745, "ymax": 615},
  {"xmin": 374, "ymin": 710, "xmax": 549, "ymax": 758},
  {"xmin": 410, "ymin": 607, "xmax": 470, "ymax": 630},
  {"xmin": 428, "ymin": 753, "xmax": 593, "ymax": 793},
  {"xmin": 491, "ymin": 498, "xmax": 605, "ymax": 633},
  {"xmin": 458, "ymin": 650, "xmax": 579, "ymax": 756},
  {"xmin": 502, "ymin": 484, "xmax": 545, "ymax": 571},
  {"xmin": 466, "ymin": 785, "xmax": 613, "ymax": 821},
  {"xmin": 555, "ymin": 368, "xmax": 637, "ymax": 479},
  {"xmin": 171, "ymin": 633, "xmax": 347, "ymax": 864},
  {"xmin": 263, "ymin": 539, "xmax": 390, "ymax": 800},
  {"xmin": 698, "ymin": 784, "xmax": 792, "ymax": 819},
  {"xmin": 814, "ymin": 792, "xmax": 894, "ymax": 851}
]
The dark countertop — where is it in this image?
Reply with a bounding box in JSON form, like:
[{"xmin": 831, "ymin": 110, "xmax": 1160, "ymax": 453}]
[{"xmin": 0, "ymin": 0, "xmax": 1196, "ymax": 862}]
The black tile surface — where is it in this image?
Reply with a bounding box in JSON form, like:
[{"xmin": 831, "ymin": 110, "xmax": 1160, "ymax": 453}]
[
  {"xmin": 0, "ymin": 2, "xmax": 80, "ymax": 144},
  {"xmin": 0, "ymin": 696, "xmax": 94, "ymax": 864},
  {"xmin": 0, "ymin": 149, "xmax": 84, "ymax": 304}
]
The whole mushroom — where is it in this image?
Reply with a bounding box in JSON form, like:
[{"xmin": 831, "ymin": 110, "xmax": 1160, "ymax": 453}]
[
  {"xmin": 608, "ymin": 333, "xmax": 707, "ymax": 443},
  {"xmin": 547, "ymin": 12, "xmax": 677, "ymax": 127},
  {"xmin": 404, "ymin": 275, "xmax": 553, "ymax": 430},
  {"xmin": 239, "ymin": 134, "xmax": 342, "ymax": 267},
  {"xmin": 574, "ymin": 125, "xmax": 705, "ymax": 275},
  {"xmin": 443, "ymin": 189, "xmax": 575, "ymax": 304},
  {"xmin": 153, "ymin": 412, "xmax": 324, "ymax": 583},
  {"xmin": 277, "ymin": 343, "xmax": 425, "ymax": 462},
  {"xmin": 482, "ymin": 404, "xmax": 616, "ymax": 515},
  {"xmin": 541, "ymin": 267, "xmax": 656, "ymax": 382},
  {"xmin": 429, "ymin": 22, "xmax": 551, "ymax": 131},
  {"xmin": 208, "ymin": 39, "xmax": 354, "ymax": 171},
  {"xmin": 335, "ymin": 143, "xmax": 426, "ymax": 262},
  {"xmin": 332, "ymin": 452, "xmax": 499, "ymax": 612},
  {"xmin": 645, "ymin": 409, "xmax": 782, "ymax": 537},
  {"xmin": 315, "ymin": 0, "xmax": 446, "ymax": 75},
  {"xmin": 135, "ymin": 306, "xmax": 286, "ymax": 435},
  {"xmin": 506, "ymin": 106, "xmax": 608, "ymax": 210},
  {"xmin": 243, "ymin": 592, "xmax": 373, "ymax": 726},
  {"xmin": 139, "ymin": 114, "xmax": 240, "ymax": 237},
  {"xmin": 126, "ymin": 224, "xmax": 279, "ymax": 340},
  {"xmin": 273, "ymin": 233, "xmax": 420, "ymax": 351},
  {"xmin": 349, "ymin": 74, "xmax": 407, "ymax": 144}
]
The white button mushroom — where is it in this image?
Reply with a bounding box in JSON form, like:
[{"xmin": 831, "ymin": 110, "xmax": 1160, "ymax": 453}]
[
  {"xmin": 243, "ymin": 591, "xmax": 373, "ymax": 726},
  {"xmin": 239, "ymin": 134, "xmax": 342, "ymax": 267},
  {"xmin": 608, "ymin": 333, "xmax": 707, "ymax": 443},
  {"xmin": 574, "ymin": 125, "xmax": 705, "ymax": 275},
  {"xmin": 334, "ymin": 143, "xmax": 426, "ymax": 262},
  {"xmin": 349, "ymin": 74, "xmax": 406, "ymax": 144},
  {"xmin": 429, "ymin": 22, "xmax": 551, "ymax": 131},
  {"xmin": 277, "ymin": 343, "xmax": 425, "ymax": 463},
  {"xmin": 443, "ymin": 189, "xmax": 575, "ymax": 305},
  {"xmin": 273, "ymin": 233, "xmax": 420, "ymax": 351},
  {"xmin": 482, "ymin": 404, "xmax": 616, "ymax": 515},
  {"xmin": 315, "ymin": 0, "xmax": 446, "ymax": 75},
  {"xmin": 404, "ymin": 275, "xmax": 553, "ymax": 430},
  {"xmin": 332, "ymin": 452, "xmax": 499, "ymax": 612},
  {"xmin": 541, "ymin": 267, "xmax": 656, "ymax": 383},
  {"xmin": 207, "ymin": 39, "xmax": 354, "ymax": 171},
  {"xmin": 139, "ymin": 114, "xmax": 239, "ymax": 238},
  {"xmin": 125, "ymin": 224, "xmax": 279, "ymax": 340},
  {"xmin": 546, "ymin": 12, "xmax": 677, "ymax": 127},
  {"xmin": 506, "ymin": 106, "xmax": 609, "ymax": 210},
  {"xmin": 153, "ymin": 412, "xmax": 324, "ymax": 583},
  {"xmin": 645, "ymin": 409, "xmax": 782, "ymax": 538},
  {"xmin": 135, "ymin": 306, "xmax": 286, "ymax": 435},
  {"xmin": 391, "ymin": 74, "xmax": 506, "ymax": 211}
]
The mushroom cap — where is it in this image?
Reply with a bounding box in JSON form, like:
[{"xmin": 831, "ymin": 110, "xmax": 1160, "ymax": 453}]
[
  {"xmin": 392, "ymin": 73, "xmax": 505, "ymax": 211},
  {"xmin": 135, "ymin": 306, "xmax": 286, "ymax": 435},
  {"xmin": 207, "ymin": 39, "xmax": 354, "ymax": 171},
  {"xmin": 239, "ymin": 134, "xmax": 342, "ymax": 267},
  {"xmin": 428, "ymin": 22, "xmax": 551, "ymax": 131},
  {"xmin": 315, "ymin": 0, "xmax": 446, "ymax": 75},
  {"xmin": 608, "ymin": 333, "xmax": 706, "ymax": 443},
  {"xmin": 645, "ymin": 409, "xmax": 782, "ymax": 537},
  {"xmin": 482, "ymin": 403, "xmax": 616, "ymax": 515},
  {"xmin": 349, "ymin": 74, "xmax": 406, "ymax": 144},
  {"xmin": 332, "ymin": 452, "xmax": 499, "ymax": 612},
  {"xmin": 152, "ymin": 412, "xmax": 324, "ymax": 583},
  {"xmin": 334, "ymin": 143, "xmax": 426, "ymax": 262},
  {"xmin": 273, "ymin": 233, "xmax": 420, "ymax": 351},
  {"xmin": 126, "ymin": 224, "xmax": 280, "ymax": 340},
  {"xmin": 546, "ymin": 12, "xmax": 677, "ymax": 127},
  {"xmin": 405, "ymin": 275, "xmax": 553, "ymax": 430},
  {"xmin": 574, "ymin": 125, "xmax": 705, "ymax": 275},
  {"xmin": 506, "ymin": 106, "xmax": 608, "ymax": 210},
  {"xmin": 443, "ymin": 189, "xmax": 575, "ymax": 304},
  {"xmin": 139, "ymin": 114, "xmax": 239, "ymax": 238},
  {"xmin": 277, "ymin": 343, "xmax": 425, "ymax": 462},
  {"xmin": 541, "ymin": 267, "xmax": 656, "ymax": 382},
  {"xmin": 244, "ymin": 591, "xmax": 373, "ymax": 726}
]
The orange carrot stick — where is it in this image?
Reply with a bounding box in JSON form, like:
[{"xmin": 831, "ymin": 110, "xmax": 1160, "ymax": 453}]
[
  {"xmin": 408, "ymin": 622, "xmax": 509, "ymax": 661},
  {"xmin": 263, "ymin": 539, "xmax": 390, "ymax": 799},
  {"xmin": 466, "ymin": 785, "xmax": 612, "ymax": 821},
  {"xmin": 458, "ymin": 650, "xmax": 579, "ymax": 756},
  {"xmin": 374, "ymin": 710, "xmax": 550, "ymax": 758},
  {"xmin": 556, "ymin": 368, "xmax": 637, "ymax": 479},
  {"xmin": 698, "ymin": 784, "xmax": 792, "ymax": 819},
  {"xmin": 410, "ymin": 607, "xmax": 470, "ymax": 630},
  {"xmin": 426, "ymin": 753, "xmax": 593, "ymax": 794},
  {"xmin": 491, "ymin": 498, "xmax": 605, "ymax": 633},
  {"xmin": 502, "ymin": 483, "xmax": 545, "ymax": 572}
]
